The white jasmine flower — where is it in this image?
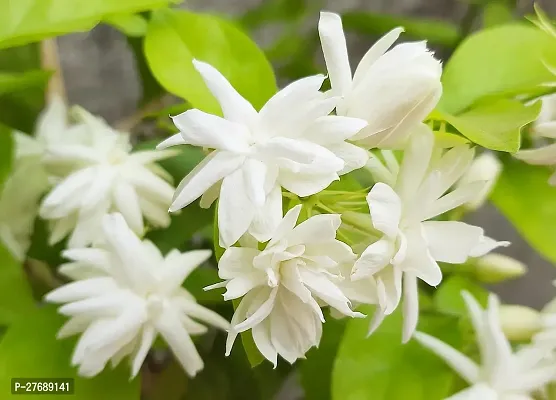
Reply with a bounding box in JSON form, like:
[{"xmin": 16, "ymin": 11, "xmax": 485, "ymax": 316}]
[
  {"xmin": 515, "ymin": 94, "xmax": 556, "ymax": 185},
  {"xmin": 352, "ymin": 125, "xmax": 508, "ymax": 341},
  {"xmin": 415, "ymin": 292, "xmax": 556, "ymax": 400},
  {"xmin": 318, "ymin": 11, "xmax": 442, "ymax": 149},
  {"xmin": 158, "ymin": 60, "xmax": 369, "ymax": 248},
  {"xmin": 212, "ymin": 205, "xmax": 363, "ymax": 365},
  {"xmin": 39, "ymin": 108, "xmax": 176, "ymax": 248},
  {"xmin": 45, "ymin": 213, "xmax": 229, "ymax": 378},
  {"xmin": 456, "ymin": 152, "xmax": 502, "ymax": 211}
]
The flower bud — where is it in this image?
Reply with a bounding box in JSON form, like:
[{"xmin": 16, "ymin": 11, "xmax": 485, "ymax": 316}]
[
  {"xmin": 499, "ymin": 305, "xmax": 542, "ymax": 341},
  {"xmin": 474, "ymin": 253, "xmax": 526, "ymax": 283},
  {"xmin": 458, "ymin": 152, "xmax": 502, "ymax": 211}
]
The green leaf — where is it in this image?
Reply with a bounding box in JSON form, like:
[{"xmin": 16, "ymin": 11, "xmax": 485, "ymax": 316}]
[
  {"xmin": 440, "ymin": 24, "xmax": 556, "ymax": 114},
  {"xmin": 0, "ymin": 306, "xmax": 141, "ymax": 399},
  {"xmin": 0, "ymin": 0, "xmax": 173, "ymax": 49},
  {"xmin": 0, "ymin": 243, "xmax": 35, "ymax": 325},
  {"xmin": 0, "ymin": 126, "xmax": 13, "ymax": 190},
  {"xmin": 491, "ymin": 158, "xmax": 556, "ymax": 264},
  {"xmin": 184, "ymin": 267, "xmax": 224, "ymax": 305},
  {"xmin": 300, "ymin": 313, "xmax": 345, "ymax": 400},
  {"xmin": 342, "ymin": 11, "xmax": 460, "ymax": 48},
  {"xmin": 332, "ymin": 307, "xmax": 460, "ymax": 400},
  {"xmin": 0, "ymin": 70, "xmax": 51, "ymax": 96},
  {"xmin": 144, "ymin": 9, "xmax": 277, "ymax": 114},
  {"xmin": 434, "ymin": 275, "xmax": 488, "ymax": 316},
  {"xmin": 0, "ymin": 44, "xmax": 46, "ymax": 132},
  {"xmin": 104, "ymin": 13, "xmax": 148, "ymax": 37},
  {"xmin": 431, "ymin": 99, "xmax": 541, "ymax": 152}
]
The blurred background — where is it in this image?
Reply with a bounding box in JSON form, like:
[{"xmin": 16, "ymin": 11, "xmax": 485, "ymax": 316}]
[{"xmin": 56, "ymin": 0, "xmax": 556, "ymax": 308}]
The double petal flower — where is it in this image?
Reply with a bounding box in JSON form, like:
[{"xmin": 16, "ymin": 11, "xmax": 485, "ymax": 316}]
[
  {"xmin": 39, "ymin": 108, "xmax": 176, "ymax": 248},
  {"xmin": 352, "ymin": 125, "xmax": 508, "ymax": 341},
  {"xmin": 159, "ymin": 60, "xmax": 369, "ymax": 248},
  {"xmin": 318, "ymin": 12, "xmax": 442, "ymax": 149},
  {"xmin": 45, "ymin": 213, "xmax": 229, "ymax": 378},
  {"xmin": 415, "ymin": 292, "xmax": 556, "ymax": 400},
  {"xmin": 213, "ymin": 205, "xmax": 362, "ymax": 365}
]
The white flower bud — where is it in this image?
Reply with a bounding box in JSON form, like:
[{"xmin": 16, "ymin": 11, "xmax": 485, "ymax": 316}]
[
  {"xmin": 458, "ymin": 152, "xmax": 502, "ymax": 211},
  {"xmin": 474, "ymin": 253, "xmax": 526, "ymax": 283},
  {"xmin": 499, "ymin": 305, "xmax": 542, "ymax": 341}
]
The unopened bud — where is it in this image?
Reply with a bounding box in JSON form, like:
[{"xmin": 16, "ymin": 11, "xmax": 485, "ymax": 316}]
[
  {"xmin": 474, "ymin": 253, "xmax": 527, "ymax": 283},
  {"xmin": 499, "ymin": 305, "xmax": 542, "ymax": 341},
  {"xmin": 458, "ymin": 152, "xmax": 502, "ymax": 210}
]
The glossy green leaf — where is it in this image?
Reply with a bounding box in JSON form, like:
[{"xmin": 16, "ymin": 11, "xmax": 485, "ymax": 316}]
[
  {"xmin": 0, "ymin": 0, "xmax": 173, "ymax": 49},
  {"xmin": 440, "ymin": 24, "xmax": 556, "ymax": 114},
  {"xmin": 491, "ymin": 157, "xmax": 556, "ymax": 264},
  {"xmin": 332, "ymin": 307, "xmax": 460, "ymax": 400},
  {"xmin": 0, "ymin": 306, "xmax": 141, "ymax": 399},
  {"xmin": 431, "ymin": 99, "xmax": 541, "ymax": 152},
  {"xmin": 0, "ymin": 244, "xmax": 35, "ymax": 325},
  {"xmin": 434, "ymin": 275, "xmax": 488, "ymax": 316},
  {"xmin": 144, "ymin": 9, "xmax": 277, "ymax": 114},
  {"xmin": 104, "ymin": 13, "xmax": 148, "ymax": 37}
]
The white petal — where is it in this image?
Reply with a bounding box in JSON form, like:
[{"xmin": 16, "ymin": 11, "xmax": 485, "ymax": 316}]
[
  {"xmin": 192, "ymin": 59, "xmax": 258, "ymax": 125},
  {"xmin": 421, "ymin": 221, "xmax": 483, "ymax": 264},
  {"xmin": 36, "ymin": 95, "xmax": 67, "ymax": 142},
  {"xmin": 218, "ymin": 247, "xmax": 260, "ymax": 279},
  {"xmin": 57, "ymin": 316, "xmax": 90, "ymax": 339},
  {"xmin": 172, "ymin": 109, "xmax": 250, "ymax": 152},
  {"xmin": 327, "ymin": 142, "xmax": 369, "ymax": 174},
  {"xmin": 156, "ymin": 133, "xmax": 186, "ymax": 150},
  {"xmin": 267, "ymin": 204, "xmax": 302, "ymax": 247},
  {"xmin": 281, "ymin": 263, "xmax": 325, "ymax": 322},
  {"xmin": 422, "ymin": 181, "xmax": 486, "ymax": 221},
  {"xmin": 469, "ymin": 235, "xmax": 510, "ymax": 258},
  {"xmin": 445, "ymin": 385, "xmax": 498, "ymax": 400},
  {"xmin": 299, "ymin": 268, "xmax": 362, "ymax": 317},
  {"xmin": 113, "ymin": 180, "xmax": 143, "ymax": 234},
  {"xmin": 242, "ymin": 159, "xmax": 267, "ymax": 208},
  {"xmin": 45, "ymin": 277, "xmax": 117, "ymax": 303},
  {"xmin": 218, "ymin": 169, "xmax": 256, "ymax": 247},
  {"xmin": 224, "ymin": 273, "xmax": 266, "ymax": 300},
  {"xmin": 259, "ymin": 75, "xmax": 326, "ymax": 137},
  {"xmin": 413, "ymin": 331, "xmax": 480, "ymax": 382},
  {"xmin": 155, "ymin": 308, "xmax": 204, "ymax": 377},
  {"xmin": 395, "ymin": 124, "xmax": 434, "ymax": 202},
  {"xmin": 303, "ymin": 116, "xmax": 368, "ymax": 145},
  {"xmin": 170, "ymin": 151, "xmax": 244, "ymax": 212},
  {"xmin": 286, "ymin": 213, "xmax": 341, "ymax": 246},
  {"xmin": 352, "ymin": 27, "xmax": 404, "ymax": 87},
  {"xmin": 159, "ymin": 250, "xmax": 212, "ymax": 291},
  {"xmin": 249, "ymin": 184, "xmax": 282, "ymax": 243},
  {"xmin": 175, "ymin": 296, "xmax": 230, "ymax": 331},
  {"xmin": 402, "ymin": 273, "xmax": 419, "ymax": 343},
  {"xmin": 199, "ymin": 181, "xmax": 221, "ymax": 209},
  {"xmin": 398, "ymin": 228, "xmax": 441, "ymax": 286},
  {"xmin": 376, "ymin": 266, "xmax": 403, "ymax": 314},
  {"xmin": 39, "ymin": 168, "xmax": 95, "ymax": 217},
  {"xmin": 278, "ymin": 170, "xmax": 339, "ymax": 197},
  {"xmin": 515, "ymin": 143, "xmax": 556, "ymax": 165},
  {"xmin": 366, "ymin": 183, "xmax": 401, "ymax": 237},
  {"xmin": 367, "ymin": 306, "xmax": 386, "ymax": 336},
  {"xmin": 101, "ymin": 213, "xmax": 152, "ymax": 290},
  {"xmin": 252, "ymin": 321, "xmax": 278, "ymax": 366},
  {"xmin": 318, "ymin": 12, "xmax": 352, "ymax": 97},
  {"xmin": 233, "ymin": 287, "xmax": 278, "ymax": 332},
  {"xmin": 352, "ymin": 238, "xmax": 395, "ymax": 280},
  {"xmin": 131, "ymin": 325, "xmax": 156, "ymax": 378}
]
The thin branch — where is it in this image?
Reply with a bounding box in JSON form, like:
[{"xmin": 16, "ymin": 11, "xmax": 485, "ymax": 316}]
[
  {"xmin": 115, "ymin": 95, "xmax": 168, "ymax": 133},
  {"xmin": 40, "ymin": 38, "xmax": 67, "ymax": 104}
]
